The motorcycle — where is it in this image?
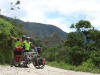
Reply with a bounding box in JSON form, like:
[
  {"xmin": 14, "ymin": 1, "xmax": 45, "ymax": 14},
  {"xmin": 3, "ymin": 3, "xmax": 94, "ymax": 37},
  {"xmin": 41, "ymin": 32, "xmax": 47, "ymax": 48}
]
[{"xmin": 12, "ymin": 47, "xmax": 45, "ymax": 69}]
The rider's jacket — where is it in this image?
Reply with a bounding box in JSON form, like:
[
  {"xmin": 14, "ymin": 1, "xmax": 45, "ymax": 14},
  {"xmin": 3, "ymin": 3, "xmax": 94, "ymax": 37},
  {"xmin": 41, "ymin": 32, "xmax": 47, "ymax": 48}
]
[
  {"xmin": 22, "ymin": 40, "xmax": 26, "ymax": 49},
  {"xmin": 24, "ymin": 41, "xmax": 31, "ymax": 51},
  {"xmin": 15, "ymin": 41, "xmax": 22, "ymax": 47},
  {"xmin": 15, "ymin": 40, "xmax": 26, "ymax": 48}
]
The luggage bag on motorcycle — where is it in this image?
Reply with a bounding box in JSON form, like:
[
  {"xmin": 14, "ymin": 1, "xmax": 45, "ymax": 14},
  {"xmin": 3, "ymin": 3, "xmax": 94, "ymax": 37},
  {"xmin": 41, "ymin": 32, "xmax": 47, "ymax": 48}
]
[
  {"xmin": 14, "ymin": 47, "xmax": 23, "ymax": 62},
  {"xmin": 37, "ymin": 47, "xmax": 42, "ymax": 54},
  {"xmin": 34, "ymin": 57, "xmax": 46, "ymax": 69}
]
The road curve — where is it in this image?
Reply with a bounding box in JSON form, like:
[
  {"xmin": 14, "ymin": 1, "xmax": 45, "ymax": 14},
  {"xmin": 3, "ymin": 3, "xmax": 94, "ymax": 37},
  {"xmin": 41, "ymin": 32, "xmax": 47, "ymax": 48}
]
[{"xmin": 0, "ymin": 65, "xmax": 100, "ymax": 75}]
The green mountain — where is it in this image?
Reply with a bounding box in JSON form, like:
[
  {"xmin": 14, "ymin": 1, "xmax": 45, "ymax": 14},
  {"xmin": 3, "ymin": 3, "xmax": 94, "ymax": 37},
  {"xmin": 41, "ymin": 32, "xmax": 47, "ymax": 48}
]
[
  {"xmin": 0, "ymin": 15, "xmax": 67, "ymax": 40},
  {"xmin": 41, "ymin": 32, "xmax": 63, "ymax": 47},
  {"xmin": 23, "ymin": 22, "xmax": 67, "ymax": 39}
]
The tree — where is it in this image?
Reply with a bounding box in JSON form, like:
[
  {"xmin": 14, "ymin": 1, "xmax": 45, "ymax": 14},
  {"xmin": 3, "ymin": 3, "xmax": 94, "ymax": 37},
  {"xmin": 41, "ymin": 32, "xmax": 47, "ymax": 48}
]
[
  {"xmin": 70, "ymin": 24, "xmax": 75, "ymax": 29},
  {"xmin": 65, "ymin": 32, "xmax": 84, "ymax": 47},
  {"xmin": 70, "ymin": 20, "xmax": 93, "ymax": 43},
  {"xmin": 70, "ymin": 20, "xmax": 92, "ymax": 32},
  {"xmin": 10, "ymin": 0, "xmax": 20, "ymax": 10}
]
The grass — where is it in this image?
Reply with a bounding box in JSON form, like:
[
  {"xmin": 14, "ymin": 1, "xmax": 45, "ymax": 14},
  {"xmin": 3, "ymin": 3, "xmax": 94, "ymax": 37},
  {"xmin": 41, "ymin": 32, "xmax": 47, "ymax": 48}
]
[{"xmin": 46, "ymin": 61, "xmax": 100, "ymax": 74}]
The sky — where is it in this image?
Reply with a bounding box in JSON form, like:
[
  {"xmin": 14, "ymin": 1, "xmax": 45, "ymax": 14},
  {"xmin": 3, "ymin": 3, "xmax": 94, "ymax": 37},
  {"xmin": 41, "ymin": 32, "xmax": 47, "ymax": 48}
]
[{"xmin": 0, "ymin": 0, "xmax": 100, "ymax": 32}]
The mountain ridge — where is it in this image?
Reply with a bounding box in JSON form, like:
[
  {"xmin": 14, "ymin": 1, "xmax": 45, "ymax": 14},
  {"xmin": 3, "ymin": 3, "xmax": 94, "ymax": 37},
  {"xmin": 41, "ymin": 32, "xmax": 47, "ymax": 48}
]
[{"xmin": 0, "ymin": 15, "xmax": 67, "ymax": 40}]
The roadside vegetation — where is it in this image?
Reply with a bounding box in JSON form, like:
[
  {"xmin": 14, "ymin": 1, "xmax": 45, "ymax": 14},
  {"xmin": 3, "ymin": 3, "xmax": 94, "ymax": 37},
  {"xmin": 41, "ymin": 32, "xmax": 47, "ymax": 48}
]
[
  {"xmin": 0, "ymin": 18, "xmax": 19, "ymax": 64},
  {"xmin": 43, "ymin": 20, "xmax": 100, "ymax": 73}
]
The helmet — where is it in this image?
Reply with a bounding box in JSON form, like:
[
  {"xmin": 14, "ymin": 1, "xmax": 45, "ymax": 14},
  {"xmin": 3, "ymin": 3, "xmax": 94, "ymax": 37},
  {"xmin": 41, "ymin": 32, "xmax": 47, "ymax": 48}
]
[
  {"xmin": 26, "ymin": 37, "xmax": 30, "ymax": 40},
  {"xmin": 22, "ymin": 35, "xmax": 26, "ymax": 38}
]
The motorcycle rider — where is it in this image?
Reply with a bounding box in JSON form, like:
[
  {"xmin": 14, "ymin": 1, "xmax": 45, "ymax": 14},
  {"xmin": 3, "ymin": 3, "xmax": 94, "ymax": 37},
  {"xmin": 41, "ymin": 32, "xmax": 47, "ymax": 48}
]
[
  {"xmin": 23, "ymin": 37, "xmax": 34, "ymax": 67},
  {"xmin": 9, "ymin": 35, "xmax": 34, "ymax": 67},
  {"xmin": 9, "ymin": 35, "xmax": 26, "ymax": 67},
  {"xmin": 9, "ymin": 35, "xmax": 26, "ymax": 46}
]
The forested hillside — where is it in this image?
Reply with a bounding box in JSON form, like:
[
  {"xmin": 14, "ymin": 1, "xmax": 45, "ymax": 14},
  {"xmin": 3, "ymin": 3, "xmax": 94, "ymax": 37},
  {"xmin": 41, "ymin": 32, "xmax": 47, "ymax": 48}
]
[
  {"xmin": 43, "ymin": 20, "xmax": 100, "ymax": 73},
  {"xmin": 0, "ymin": 17, "xmax": 19, "ymax": 64},
  {"xmin": 41, "ymin": 32, "xmax": 63, "ymax": 47}
]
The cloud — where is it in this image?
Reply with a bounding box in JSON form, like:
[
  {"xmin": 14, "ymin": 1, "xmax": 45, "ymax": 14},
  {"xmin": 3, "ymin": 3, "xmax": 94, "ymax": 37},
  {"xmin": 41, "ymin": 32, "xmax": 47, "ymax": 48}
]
[{"xmin": 0, "ymin": 0, "xmax": 100, "ymax": 32}]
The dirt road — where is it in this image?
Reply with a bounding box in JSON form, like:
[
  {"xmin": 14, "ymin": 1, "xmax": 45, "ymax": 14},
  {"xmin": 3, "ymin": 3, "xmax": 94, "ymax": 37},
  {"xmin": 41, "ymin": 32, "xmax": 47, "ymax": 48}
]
[{"xmin": 0, "ymin": 65, "xmax": 100, "ymax": 75}]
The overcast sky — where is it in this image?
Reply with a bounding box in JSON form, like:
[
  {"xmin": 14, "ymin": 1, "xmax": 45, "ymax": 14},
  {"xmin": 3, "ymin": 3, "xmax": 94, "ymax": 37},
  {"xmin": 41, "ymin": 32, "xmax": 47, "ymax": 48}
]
[{"xmin": 0, "ymin": 0, "xmax": 100, "ymax": 32}]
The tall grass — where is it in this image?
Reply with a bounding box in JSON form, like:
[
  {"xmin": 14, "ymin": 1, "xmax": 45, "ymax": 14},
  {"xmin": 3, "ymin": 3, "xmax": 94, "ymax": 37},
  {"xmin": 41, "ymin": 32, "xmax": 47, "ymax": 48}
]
[{"xmin": 46, "ymin": 61, "xmax": 100, "ymax": 74}]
